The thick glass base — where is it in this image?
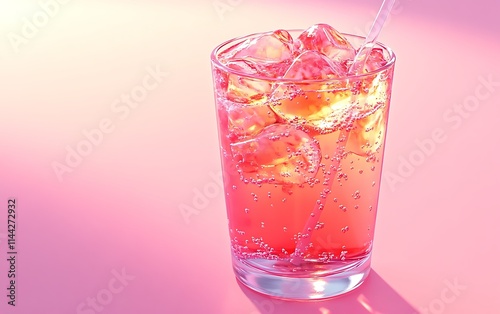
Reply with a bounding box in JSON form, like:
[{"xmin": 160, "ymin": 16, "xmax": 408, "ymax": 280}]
[{"xmin": 232, "ymin": 254, "xmax": 371, "ymax": 300}]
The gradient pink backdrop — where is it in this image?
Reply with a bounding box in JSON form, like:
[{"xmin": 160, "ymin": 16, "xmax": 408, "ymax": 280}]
[{"xmin": 0, "ymin": 0, "xmax": 499, "ymax": 313}]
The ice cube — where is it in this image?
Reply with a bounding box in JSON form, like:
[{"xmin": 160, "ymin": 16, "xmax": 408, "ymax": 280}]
[
  {"xmin": 282, "ymin": 50, "xmax": 346, "ymax": 80},
  {"xmin": 269, "ymin": 51, "xmax": 354, "ymax": 133},
  {"xmin": 364, "ymin": 48, "xmax": 388, "ymax": 72},
  {"xmin": 346, "ymin": 108, "xmax": 386, "ymax": 156},
  {"xmin": 220, "ymin": 30, "xmax": 294, "ymax": 78},
  {"xmin": 233, "ymin": 30, "xmax": 293, "ymax": 62},
  {"xmin": 349, "ymin": 60, "xmax": 391, "ymax": 120},
  {"xmin": 343, "ymin": 48, "xmax": 390, "ymax": 121},
  {"xmin": 227, "ymin": 104, "xmax": 277, "ymax": 138},
  {"xmin": 295, "ymin": 24, "xmax": 355, "ymax": 65},
  {"xmin": 349, "ymin": 46, "xmax": 388, "ymax": 75},
  {"xmin": 230, "ymin": 124, "xmax": 321, "ymax": 184},
  {"xmin": 224, "ymin": 59, "xmax": 272, "ymax": 103}
]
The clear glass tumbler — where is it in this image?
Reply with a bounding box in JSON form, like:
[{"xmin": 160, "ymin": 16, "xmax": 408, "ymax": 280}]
[{"xmin": 211, "ymin": 30, "xmax": 396, "ymax": 300}]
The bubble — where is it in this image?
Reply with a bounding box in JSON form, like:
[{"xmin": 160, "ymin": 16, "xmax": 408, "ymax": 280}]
[
  {"xmin": 340, "ymin": 250, "xmax": 347, "ymax": 261},
  {"xmin": 337, "ymin": 172, "xmax": 348, "ymax": 181},
  {"xmin": 352, "ymin": 190, "xmax": 361, "ymax": 199},
  {"xmin": 314, "ymin": 222, "xmax": 325, "ymax": 230}
]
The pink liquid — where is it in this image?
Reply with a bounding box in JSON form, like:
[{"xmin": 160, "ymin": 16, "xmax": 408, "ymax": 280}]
[{"xmin": 212, "ymin": 26, "xmax": 394, "ymax": 271}]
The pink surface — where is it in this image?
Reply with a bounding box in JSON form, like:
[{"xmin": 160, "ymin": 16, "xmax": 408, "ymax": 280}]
[{"xmin": 0, "ymin": 0, "xmax": 499, "ymax": 313}]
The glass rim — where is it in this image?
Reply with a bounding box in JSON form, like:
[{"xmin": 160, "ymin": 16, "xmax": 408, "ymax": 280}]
[{"xmin": 211, "ymin": 29, "xmax": 396, "ymax": 83}]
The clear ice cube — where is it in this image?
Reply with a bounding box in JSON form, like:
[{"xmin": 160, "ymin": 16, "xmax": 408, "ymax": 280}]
[
  {"xmin": 220, "ymin": 29, "xmax": 295, "ymax": 78},
  {"xmin": 282, "ymin": 50, "xmax": 346, "ymax": 80},
  {"xmin": 270, "ymin": 51, "xmax": 354, "ymax": 133},
  {"xmin": 346, "ymin": 108, "xmax": 386, "ymax": 156},
  {"xmin": 364, "ymin": 48, "xmax": 388, "ymax": 72},
  {"xmin": 230, "ymin": 124, "xmax": 321, "ymax": 184},
  {"xmin": 224, "ymin": 59, "xmax": 272, "ymax": 103},
  {"xmin": 295, "ymin": 24, "xmax": 355, "ymax": 66},
  {"xmin": 349, "ymin": 47, "xmax": 388, "ymax": 75},
  {"xmin": 227, "ymin": 104, "xmax": 277, "ymax": 139}
]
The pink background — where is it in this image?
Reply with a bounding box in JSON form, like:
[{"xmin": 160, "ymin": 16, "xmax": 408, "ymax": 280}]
[{"xmin": 1, "ymin": 0, "xmax": 499, "ymax": 313}]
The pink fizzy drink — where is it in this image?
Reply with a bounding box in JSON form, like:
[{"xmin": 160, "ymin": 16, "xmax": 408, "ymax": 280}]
[{"xmin": 211, "ymin": 24, "xmax": 396, "ymax": 299}]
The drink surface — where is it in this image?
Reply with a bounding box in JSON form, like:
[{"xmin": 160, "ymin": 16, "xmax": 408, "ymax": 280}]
[{"xmin": 212, "ymin": 24, "xmax": 394, "ymax": 270}]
